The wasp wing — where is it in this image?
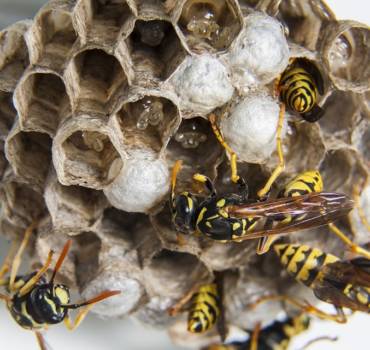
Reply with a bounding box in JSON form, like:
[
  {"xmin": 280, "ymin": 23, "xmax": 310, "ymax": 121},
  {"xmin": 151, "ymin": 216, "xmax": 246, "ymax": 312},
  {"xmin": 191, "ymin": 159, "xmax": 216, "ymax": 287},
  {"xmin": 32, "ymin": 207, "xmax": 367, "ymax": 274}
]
[{"xmin": 226, "ymin": 192, "xmax": 353, "ymax": 242}]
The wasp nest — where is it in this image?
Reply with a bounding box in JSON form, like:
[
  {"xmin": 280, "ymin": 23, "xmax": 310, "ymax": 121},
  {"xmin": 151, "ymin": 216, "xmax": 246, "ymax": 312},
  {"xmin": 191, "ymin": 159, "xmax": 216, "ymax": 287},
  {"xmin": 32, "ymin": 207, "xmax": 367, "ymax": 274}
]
[{"xmin": 0, "ymin": 0, "xmax": 369, "ymax": 348}]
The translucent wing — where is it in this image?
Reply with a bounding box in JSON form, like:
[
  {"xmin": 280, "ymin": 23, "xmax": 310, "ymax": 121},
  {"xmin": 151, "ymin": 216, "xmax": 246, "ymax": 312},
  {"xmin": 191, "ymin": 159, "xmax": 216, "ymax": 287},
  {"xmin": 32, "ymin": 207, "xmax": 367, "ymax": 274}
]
[{"xmin": 226, "ymin": 192, "xmax": 353, "ymax": 242}]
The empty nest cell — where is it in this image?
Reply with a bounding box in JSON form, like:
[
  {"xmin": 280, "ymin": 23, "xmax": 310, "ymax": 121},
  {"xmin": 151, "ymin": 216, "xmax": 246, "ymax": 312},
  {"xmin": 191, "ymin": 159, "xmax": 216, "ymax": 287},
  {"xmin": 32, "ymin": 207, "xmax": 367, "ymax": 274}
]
[
  {"xmin": 1, "ymin": 181, "xmax": 46, "ymax": 229},
  {"xmin": 76, "ymin": 0, "xmax": 135, "ymax": 44},
  {"xmin": 67, "ymin": 49, "xmax": 128, "ymax": 114},
  {"xmin": 5, "ymin": 127, "xmax": 52, "ymax": 191},
  {"xmin": 115, "ymin": 94, "xmax": 179, "ymax": 154},
  {"xmin": 127, "ymin": 19, "xmax": 187, "ymax": 83},
  {"xmin": 0, "ymin": 91, "xmax": 16, "ymax": 140},
  {"xmin": 31, "ymin": 8, "xmax": 78, "ymax": 69},
  {"xmin": 15, "ymin": 72, "xmax": 71, "ymax": 136},
  {"xmin": 55, "ymin": 118, "xmax": 121, "ymax": 189},
  {"xmin": 0, "ymin": 22, "xmax": 30, "ymax": 92},
  {"xmin": 45, "ymin": 171, "xmax": 107, "ymax": 234},
  {"xmin": 143, "ymin": 249, "xmax": 210, "ymax": 298},
  {"xmin": 178, "ymin": 0, "xmax": 242, "ymax": 52},
  {"xmin": 278, "ymin": 0, "xmax": 334, "ymax": 50}
]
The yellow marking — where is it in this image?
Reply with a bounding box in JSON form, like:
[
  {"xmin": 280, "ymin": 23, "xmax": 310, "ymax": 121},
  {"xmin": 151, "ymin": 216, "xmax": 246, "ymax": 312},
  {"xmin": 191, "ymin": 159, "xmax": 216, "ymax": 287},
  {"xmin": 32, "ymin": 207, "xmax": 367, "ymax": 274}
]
[
  {"xmin": 287, "ymin": 245, "xmax": 310, "ymax": 274},
  {"xmin": 193, "ymin": 173, "xmax": 207, "ymax": 183},
  {"xmin": 218, "ymin": 209, "xmax": 228, "ymax": 218},
  {"xmin": 323, "ymin": 253, "xmax": 339, "ymax": 265},
  {"xmin": 280, "ymin": 244, "xmax": 299, "ymax": 266},
  {"xmin": 296, "ymin": 248, "xmax": 323, "ymax": 282},
  {"xmin": 216, "ymin": 199, "xmax": 226, "ymax": 207},
  {"xmin": 187, "ymin": 196, "xmax": 193, "ymax": 211},
  {"xmin": 206, "ymin": 221, "xmax": 212, "ymax": 228},
  {"xmin": 242, "ymin": 219, "xmax": 246, "ymax": 234},
  {"xmin": 232, "ymin": 222, "xmax": 241, "ymax": 231},
  {"xmin": 196, "ymin": 207, "xmax": 207, "ymax": 226},
  {"xmin": 20, "ymin": 301, "xmax": 43, "ymax": 329},
  {"xmin": 45, "ymin": 295, "xmax": 58, "ymax": 315},
  {"xmin": 207, "ymin": 214, "xmax": 220, "ymax": 220},
  {"xmin": 356, "ymin": 291, "xmax": 368, "ymax": 305},
  {"xmin": 55, "ymin": 286, "xmax": 69, "ymax": 305}
]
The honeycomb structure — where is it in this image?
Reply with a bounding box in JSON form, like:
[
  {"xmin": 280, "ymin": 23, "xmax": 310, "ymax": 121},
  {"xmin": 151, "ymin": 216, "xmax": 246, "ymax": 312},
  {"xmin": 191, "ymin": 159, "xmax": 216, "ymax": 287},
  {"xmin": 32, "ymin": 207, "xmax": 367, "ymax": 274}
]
[{"xmin": 0, "ymin": 0, "xmax": 369, "ymax": 348}]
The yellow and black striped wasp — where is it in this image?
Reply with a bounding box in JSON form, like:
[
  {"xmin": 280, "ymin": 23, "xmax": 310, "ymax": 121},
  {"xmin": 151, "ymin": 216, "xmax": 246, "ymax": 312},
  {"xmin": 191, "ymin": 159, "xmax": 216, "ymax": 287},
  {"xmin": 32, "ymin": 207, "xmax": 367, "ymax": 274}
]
[
  {"xmin": 0, "ymin": 221, "xmax": 120, "ymax": 349},
  {"xmin": 170, "ymin": 160, "xmax": 354, "ymax": 253},
  {"xmin": 250, "ymin": 243, "xmax": 370, "ymax": 323},
  {"xmin": 202, "ymin": 313, "xmax": 312, "ymax": 350},
  {"xmin": 169, "ymin": 273, "xmax": 226, "ymax": 341}
]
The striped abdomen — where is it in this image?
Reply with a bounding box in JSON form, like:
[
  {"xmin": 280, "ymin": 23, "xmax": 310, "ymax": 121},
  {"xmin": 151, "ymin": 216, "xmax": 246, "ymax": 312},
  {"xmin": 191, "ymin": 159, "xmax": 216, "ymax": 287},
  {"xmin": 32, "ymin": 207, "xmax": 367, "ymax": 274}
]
[
  {"xmin": 280, "ymin": 67, "xmax": 318, "ymax": 115},
  {"xmin": 281, "ymin": 171, "xmax": 323, "ymax": 198},
  {"xmin": 274, "ymin": 244, "xmax": 339, "ymax": 287},
  {"xmin": 188, "ymin": 283, "xmax": 220, "ymax": 333}
]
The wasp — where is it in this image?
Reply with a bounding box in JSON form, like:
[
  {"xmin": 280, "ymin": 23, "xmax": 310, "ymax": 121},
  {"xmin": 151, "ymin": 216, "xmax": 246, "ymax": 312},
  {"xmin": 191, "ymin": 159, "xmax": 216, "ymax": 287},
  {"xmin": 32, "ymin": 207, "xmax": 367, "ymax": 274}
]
[
  {"xmin": 251, "ymin": 243, "xmax": 370, "ymax": 323},
  {"xmin": 209, "ymin": 58, "xmax": 325, "ymax": 199},
  {"xmin": 169, "ymin": 274, "xmax": 225, "ymax": 341},
  {"xmin": 203, "ymin": 313, "xmax": 311, "ymax": 350},
  {"xmin": 0, "ymin": 221, "xmax": 120, "ymax": 349},
  {"xmin": 170, "ymin": 160, "xmax": 354, "ymax": 253}
]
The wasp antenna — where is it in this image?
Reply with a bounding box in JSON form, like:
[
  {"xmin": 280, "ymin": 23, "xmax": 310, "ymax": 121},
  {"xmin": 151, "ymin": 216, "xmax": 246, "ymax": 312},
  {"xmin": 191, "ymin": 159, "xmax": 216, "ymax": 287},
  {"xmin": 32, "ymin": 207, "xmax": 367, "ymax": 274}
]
[
  {"xmin": 171, "ymin": 160, "xmax": 183, "ymax": 199},
  {"xmin": 64, "ymin": 290, "xmax": 121, "ymax": 309},
  {"xmin": 50, "ymin": 240, "xmax": 72, "ymax": 284}
]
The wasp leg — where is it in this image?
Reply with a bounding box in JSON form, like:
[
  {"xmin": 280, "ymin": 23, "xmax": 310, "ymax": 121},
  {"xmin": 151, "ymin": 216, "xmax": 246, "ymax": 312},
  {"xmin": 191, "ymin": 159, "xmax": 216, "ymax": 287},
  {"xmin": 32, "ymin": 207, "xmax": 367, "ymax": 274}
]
[
  {"xmin": 209, "ymin": 113, "xmax": 240, "ymax": 184},
  {"xmin": 256, "ymin": 219, "xmax": 275, "ymax": 255},
  {"xmin": 18, "ymin": 250, "xmax": 54, "ymax": 297},
  {"xmin": 300, "ymin": 336, "xmax": 338, "ymax": 350},
  {"xmin": 257, "ymin": 103, "xmax": 285, "ymax": 198},
  {"xmin": 64, "ymin": 304, "xmax": 95, "ymax": 331},
  {"xmin": 193, "ymin": 173, "xmax": 217, "ymax": 197},
  {"xmin": 328, "ymin": 223, "xmax": 370, "ymax": 259},
  {"xmin": 171, "ymin": 160, "xmax": 183, "ymax": 202},
  {"xmin": 249, "ymin": 322, "xmax": 261, "ymax": 350},
  {"xmin": 0, "ymin": 293, "xmax": 11, "ymax": 302},
  {"xmin": 248, "ymin": 295, "xmax": 347, "ymax": 323},
  {"xmin": 168, "ymin": 283, "xmax": 201, "ymax": 316},
  {"xmin": 35, "ymin": 331, "xmax": 49, "ymax": 350},
  {"xmin": 9, "ymin": 220, "xmax": 39, "ymax": 292}
]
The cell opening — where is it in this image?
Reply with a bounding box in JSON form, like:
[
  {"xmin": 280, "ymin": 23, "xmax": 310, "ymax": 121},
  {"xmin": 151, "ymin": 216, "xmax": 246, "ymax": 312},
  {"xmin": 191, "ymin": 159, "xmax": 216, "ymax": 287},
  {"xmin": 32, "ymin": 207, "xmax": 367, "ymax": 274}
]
[
  {"xmin": 0, "ymin": 26, "xmax": 29, "ymax": 91},
  {"xmin": 117, "ymin": 95, "xmax": 179, "ymax": 153},
  {"xmin": 6, "ymin": 130, "xmax": 52, "ymax": 190},
  {"xmin": 127, "ymin": 19, "xmax": 186, "ymax": 82},
  {"xmin": 0, "ymin": 92, "xmax": 16, "ymax": 140},
  {"xmin": 327, "ymin": 27, "xmax": 370, "ymax": 90},
  {"xmin": 71, "ymin": 49, "xmax": 128, "ymax": 113},
  {"xmin": 179, "ymin": 0, "xmax": 242, "ymax": 52},
  {"xmin": 17, "ymin": 73, "xmax": 70, "ymax": 135},
  {"xmin": 37, "ymin": 10, "xmax": 78, "ymax": 66},
  {"xmin": 62, "ymin": 129, "xmax": 120, "ymax": 188}
]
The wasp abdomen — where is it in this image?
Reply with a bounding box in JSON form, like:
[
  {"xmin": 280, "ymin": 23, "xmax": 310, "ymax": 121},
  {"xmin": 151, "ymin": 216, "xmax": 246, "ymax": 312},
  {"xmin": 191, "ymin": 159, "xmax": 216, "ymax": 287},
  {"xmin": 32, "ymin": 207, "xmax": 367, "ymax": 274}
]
[
  {"xmin": 274, "ymin": 244, "xmax": 339, "ymax": 287},
  {"xmin": 188, "ymin": 283, "xmax": 220, "ymax": 333}
]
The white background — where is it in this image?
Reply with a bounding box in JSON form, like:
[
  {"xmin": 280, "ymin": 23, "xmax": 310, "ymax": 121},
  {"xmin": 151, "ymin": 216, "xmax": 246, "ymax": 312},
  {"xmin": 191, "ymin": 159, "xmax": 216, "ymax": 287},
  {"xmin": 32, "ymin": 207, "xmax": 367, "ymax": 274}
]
[{"xmin": 0, "ymin": 1, "xmax": 369, "ymax": 349}]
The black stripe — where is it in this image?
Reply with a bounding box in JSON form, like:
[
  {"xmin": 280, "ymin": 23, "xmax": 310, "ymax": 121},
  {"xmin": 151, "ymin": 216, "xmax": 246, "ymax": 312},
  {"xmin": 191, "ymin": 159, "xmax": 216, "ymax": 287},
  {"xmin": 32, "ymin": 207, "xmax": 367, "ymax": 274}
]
[
  {"xmin": 292, "ymin": 248, "xmax": 312, "ymax": 279},
  {"xmin": 204, "ymin": 301, "xmax": 218, "ymax": 322},
  {"xmin": 284, "ymin": 246, "xmax": 299, "ymax": 268},
  {"xmin": 304, "ymin": 252, "xmax": 327, "ymax": 286},
  {"xmin": 276, "ymin": 244, "xmax": 290, "ymax": 258}
]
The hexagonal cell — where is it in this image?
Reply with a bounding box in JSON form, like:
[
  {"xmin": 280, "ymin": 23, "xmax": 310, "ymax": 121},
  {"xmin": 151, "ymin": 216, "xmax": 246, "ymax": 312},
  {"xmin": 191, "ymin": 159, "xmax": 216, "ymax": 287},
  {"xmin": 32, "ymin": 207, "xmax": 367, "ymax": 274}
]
[
  {"xmin": 98, "ymin": 207, "xmax": 162, "ymax": 267},
  {"xmin": 66, "ymin": 49, "xmax": 129, "ymax": 114},
  {"xmin": 126, "ymin": 19, "xmax": 187, "ymax": 84},
  {"xmin": 351, "ymin": 112, "xmax": 370, "ymax": 165},
  {"xmin": 15, "ymin": 72, "xmax": 71, "ymax": 136},
  {"xmin": 29, "ymin": 8, "xmax": 78, "ymax": 70},
  {"xmin": 5, "ymin": 125, "xmax": 52, "ymax": 191},
  {"xmin": 53, "ymin": 115, "xmax": 121, "ymax": 189},
  {"xmin": 1, "ymin": 181, "xmax": 46, "ymax": 229},
  {"xmin": 278, "ymin": 0, "xmax": 334, "ymax": 50},
  {"xmin": 0, "ymin": 21, "xmax": 30, "ymax": 92},
  {"xmin": 178, "ymin": 0, "xmax": 243, "ymax": 52},
  {"xmin": 45, "ymin": 170, "xmax": 108, "ymax": 234},
  {"xmin": 319, "ymin": 148, "xmax": 367, "ymax": 194},
  {"xmin": 75, "ymin": 0, "xmax": 136, "ymax": 44},
  {"xmin": 321, "ymin": 21, "xmax": 370, "ymax": 92},
  {"xmin": 114, "ymin": 94, "xmax": 180, "ymax": 154},
  {"xmin": 318, "ymin": 91, "xmax": 361, "ymax": 145},
  {"xmin": 166, "ymin": 117, "xmax": 223, "ymax": 188},
  {"xmin": 143, "ymin": 249, "xmax": 210, "ymax": 298},
  {"xmin": 0, "ymin": 91, "xmax": 16, "ymax": 140}
]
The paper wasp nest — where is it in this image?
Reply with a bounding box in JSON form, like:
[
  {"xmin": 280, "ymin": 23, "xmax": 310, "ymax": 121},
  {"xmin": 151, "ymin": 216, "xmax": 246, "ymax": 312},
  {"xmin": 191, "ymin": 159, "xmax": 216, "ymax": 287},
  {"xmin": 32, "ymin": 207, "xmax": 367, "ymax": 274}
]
[{"xmin": 0, "ymin": 0, "xmax": 369, "ymax": 348}]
